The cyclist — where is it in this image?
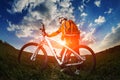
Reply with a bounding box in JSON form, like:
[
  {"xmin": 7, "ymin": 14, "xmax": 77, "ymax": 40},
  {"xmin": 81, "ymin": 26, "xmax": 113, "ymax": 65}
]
[{"xmin": 47, "ymin": 17, "xmax": 80, "ymax": 74}]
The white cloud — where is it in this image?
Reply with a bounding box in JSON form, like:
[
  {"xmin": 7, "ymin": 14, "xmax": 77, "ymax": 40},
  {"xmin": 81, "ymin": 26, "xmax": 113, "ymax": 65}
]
[
  {"xmin": 81, "ymin": 12, "xmax": 88, "ymax": 17},
  {"xmin": 80, "ymin": 12, "xmax": 88, "ymax": 21},
  {"xmin": 78, "ymin": 0, "xmax": 90, "ymax": 13},
  {"xmin": 81, "ymin": 28, "xmax": 96, "ymax": 45},
  {"xmin": 88, "ymin": 16, "xmax": 106, "ymax": 29},
  {"xmin": 88, "ymin": 23, "xmax": 94, "ymax": 28},
  {"xmin": 57, "ymin": 0, "xmax": 75, "ymax": 20},
  {"xmin": 77, "ymin": 22, "xmax": 85, "ymax": 28},
  {"xmin": 94, "ymin": 16, "xmax": 106, "ymax": 24},
  {"xmin": 82, "ymin": 0, "xmax": 91, "ymax": 6},
  {"xmin": 78, "ymin": 5, "xmax": 84, "ymax": 12},
  {"xmin": 7, "ymin": 21, "xmax": 40, "ymax": 38},
  {"xmin": 9, "ymin": 0, "xmax": 45, "ymax": 13},
  {"xmin": 104, "ymin": 8, "xmax": 113, "ymax": 14},
  {"xmin": 7, "ymin": 0, "xmax": 75, "ymax": 39},
  {"xmin": 94, "ymin": 0, "xmax": 101, "ymax": 7},
  {"xmin": 59, "ymin": 0, "xmax": 71, "ymax": 8},
  {"xmin": 86, "ymin": 0, "xmax": 90, "ymax": 3},
  {"xmin": 97, "ymin": 23, "xmax": 120, "ymax": 51},
  {"xmin": 78, "ymin": 0, "xmax": 90, "ymax": 12},
  {"xmin": 11, "ymin": 0, "xmax": 29, "ymax": 13}
]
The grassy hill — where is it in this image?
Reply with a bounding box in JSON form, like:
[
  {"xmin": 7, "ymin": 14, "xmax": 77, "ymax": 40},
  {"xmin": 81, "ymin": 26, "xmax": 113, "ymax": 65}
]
[{"xmin": 0, "ymin": 40, "xmax": 120, "ymax": 80}]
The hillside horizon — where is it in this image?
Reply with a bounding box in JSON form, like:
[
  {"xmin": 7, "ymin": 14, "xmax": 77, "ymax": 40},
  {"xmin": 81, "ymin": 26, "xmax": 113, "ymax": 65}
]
[
  {"xmin": 0, "ymin": 39, "xmax": 119, "ymax": 55},
  {"xmin": 0, "ymin": 39, "xmax": 120, "ymax": 80}
]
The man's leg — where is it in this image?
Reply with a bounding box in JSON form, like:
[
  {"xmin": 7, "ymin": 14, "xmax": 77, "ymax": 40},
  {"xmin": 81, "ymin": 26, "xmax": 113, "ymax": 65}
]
[{"xmin": 60, "ymin": 47, "xmax": 65, "ymax": 58}]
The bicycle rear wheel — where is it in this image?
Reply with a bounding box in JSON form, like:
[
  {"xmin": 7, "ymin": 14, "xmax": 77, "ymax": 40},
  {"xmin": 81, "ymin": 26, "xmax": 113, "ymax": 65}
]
[
  {"xmin": 66, "ymin": 45, "xmax": 96, "ymax": 75},
  {"xmin": 18, "ymin": 42, "xmax": 48, "ymax": 69}
]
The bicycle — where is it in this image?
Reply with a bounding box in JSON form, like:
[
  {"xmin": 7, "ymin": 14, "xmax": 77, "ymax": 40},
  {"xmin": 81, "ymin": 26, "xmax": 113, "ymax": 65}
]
[{"xmin": 18, "ymin": 23, "xmax": 96, "ymax": 75}]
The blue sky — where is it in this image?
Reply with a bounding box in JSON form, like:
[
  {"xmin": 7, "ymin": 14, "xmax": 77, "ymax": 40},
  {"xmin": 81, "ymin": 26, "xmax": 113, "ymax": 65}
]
[{"xmin": 0, "ymin": 0, "xmax": 120, "ymax": 52}]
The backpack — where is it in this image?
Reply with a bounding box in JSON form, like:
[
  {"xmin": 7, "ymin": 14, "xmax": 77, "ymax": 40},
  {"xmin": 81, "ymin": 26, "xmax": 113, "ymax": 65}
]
[{"xmin": 64, "ymin": 20, "xmax": 80, "ymax": 35}]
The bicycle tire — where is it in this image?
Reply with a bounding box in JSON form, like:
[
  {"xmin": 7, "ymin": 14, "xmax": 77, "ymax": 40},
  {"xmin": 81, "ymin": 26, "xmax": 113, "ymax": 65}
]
[
  {"xmin": 79, "ymin": 45, "xmax": 96, "ymax": 71},
  {"xmin": 65, "ymin": 45, "xmax": 96, "ymax": 75},
  {"xmin": 18, "ymin": 42, "xmax": 48, "ymax": 69}
]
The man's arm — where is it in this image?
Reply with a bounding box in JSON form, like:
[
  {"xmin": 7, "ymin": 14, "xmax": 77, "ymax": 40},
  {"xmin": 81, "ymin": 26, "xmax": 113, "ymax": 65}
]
[
  {"xmin": 47, "ymin": 27, "xmax": 61, "ymax": 37},
  {"xmin": 47, "ymin": 30, "xmax": 60, "ymax": 37}
]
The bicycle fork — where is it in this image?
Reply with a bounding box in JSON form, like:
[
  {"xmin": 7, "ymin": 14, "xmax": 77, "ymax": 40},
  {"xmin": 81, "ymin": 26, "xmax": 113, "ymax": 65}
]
[{"xmin": 30, "ymin": 46, "xmax": 39, "ymax": 61}]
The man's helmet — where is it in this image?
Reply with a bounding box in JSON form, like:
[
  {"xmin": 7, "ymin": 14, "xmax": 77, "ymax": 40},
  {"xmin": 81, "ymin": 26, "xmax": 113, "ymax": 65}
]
[{"xmin": 58, "ymin": 17, "xmax": 67, "ymax": 24}]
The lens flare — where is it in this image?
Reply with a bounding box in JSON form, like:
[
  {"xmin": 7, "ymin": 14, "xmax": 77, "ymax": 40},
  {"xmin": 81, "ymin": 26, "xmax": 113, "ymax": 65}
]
[{"xmin": 59, "ymin": 40, "xmax": 66, "ymax": 45}]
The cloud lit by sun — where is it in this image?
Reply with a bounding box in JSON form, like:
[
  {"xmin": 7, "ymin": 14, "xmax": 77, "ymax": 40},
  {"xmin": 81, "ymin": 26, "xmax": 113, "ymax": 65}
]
[{"xmin": 0, "ymin": 0, "xmax": 119, "ymax": 53}]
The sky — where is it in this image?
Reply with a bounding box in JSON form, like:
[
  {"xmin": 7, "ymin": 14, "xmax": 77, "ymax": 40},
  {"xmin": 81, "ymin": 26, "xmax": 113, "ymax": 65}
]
[{"xmin": 0, "ymin": 0, "xmax": 120, "ymax": 53}]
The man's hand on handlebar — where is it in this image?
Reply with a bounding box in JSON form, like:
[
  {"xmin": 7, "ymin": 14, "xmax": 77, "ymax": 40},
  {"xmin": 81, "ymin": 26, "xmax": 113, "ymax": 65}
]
[{"xmin": 39, "ymin": 24, "xmax": 49, "ymax": 37}]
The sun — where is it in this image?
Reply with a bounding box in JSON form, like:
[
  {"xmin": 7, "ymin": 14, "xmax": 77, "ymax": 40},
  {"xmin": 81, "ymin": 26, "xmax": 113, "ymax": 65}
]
[{"xmin": 59, "ymin": 40, "xmax": 66, "ymax": 45}]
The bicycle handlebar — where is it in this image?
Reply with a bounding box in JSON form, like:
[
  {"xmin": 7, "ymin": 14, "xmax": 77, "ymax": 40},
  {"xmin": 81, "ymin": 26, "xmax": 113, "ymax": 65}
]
[{"xmin": 39, "ymin": 23, "xmax": 47, "ymax": 36}]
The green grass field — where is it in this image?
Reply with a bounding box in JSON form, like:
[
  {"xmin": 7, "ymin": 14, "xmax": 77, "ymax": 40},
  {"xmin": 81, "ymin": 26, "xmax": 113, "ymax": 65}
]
[{"xmin": 0, "ymin": 40, "xmax": 120, "ymax": 80}]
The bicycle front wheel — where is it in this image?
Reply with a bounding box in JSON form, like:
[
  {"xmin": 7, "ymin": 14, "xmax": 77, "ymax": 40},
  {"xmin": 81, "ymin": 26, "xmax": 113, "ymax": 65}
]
[{"xmin": 18, "ymin": 42, "xmax": 48, "ymax": 69}]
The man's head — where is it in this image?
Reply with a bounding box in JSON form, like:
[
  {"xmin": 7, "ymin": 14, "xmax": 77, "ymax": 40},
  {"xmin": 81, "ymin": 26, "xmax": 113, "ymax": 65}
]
[{"xmin": 58, "ymin": 17, "xmax": 67, "ymax": 24}]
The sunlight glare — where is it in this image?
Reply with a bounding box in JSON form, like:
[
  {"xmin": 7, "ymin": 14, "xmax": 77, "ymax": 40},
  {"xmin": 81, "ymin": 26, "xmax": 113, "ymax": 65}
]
[{"xmin": 59, "ymin": 40, "xmax": 66, "ymax": 45}]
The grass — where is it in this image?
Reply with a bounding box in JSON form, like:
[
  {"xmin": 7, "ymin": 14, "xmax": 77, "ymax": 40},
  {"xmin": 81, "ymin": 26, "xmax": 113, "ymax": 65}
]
[{"xmin": 0, "ymin": 40, "xmax": 120, "ymax": 80}]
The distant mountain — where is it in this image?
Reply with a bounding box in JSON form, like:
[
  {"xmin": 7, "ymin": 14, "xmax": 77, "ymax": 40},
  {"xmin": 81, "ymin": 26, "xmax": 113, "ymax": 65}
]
[{"xmin": 0, "ymin": 40, "xmax": 120, "ymax": 80}]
